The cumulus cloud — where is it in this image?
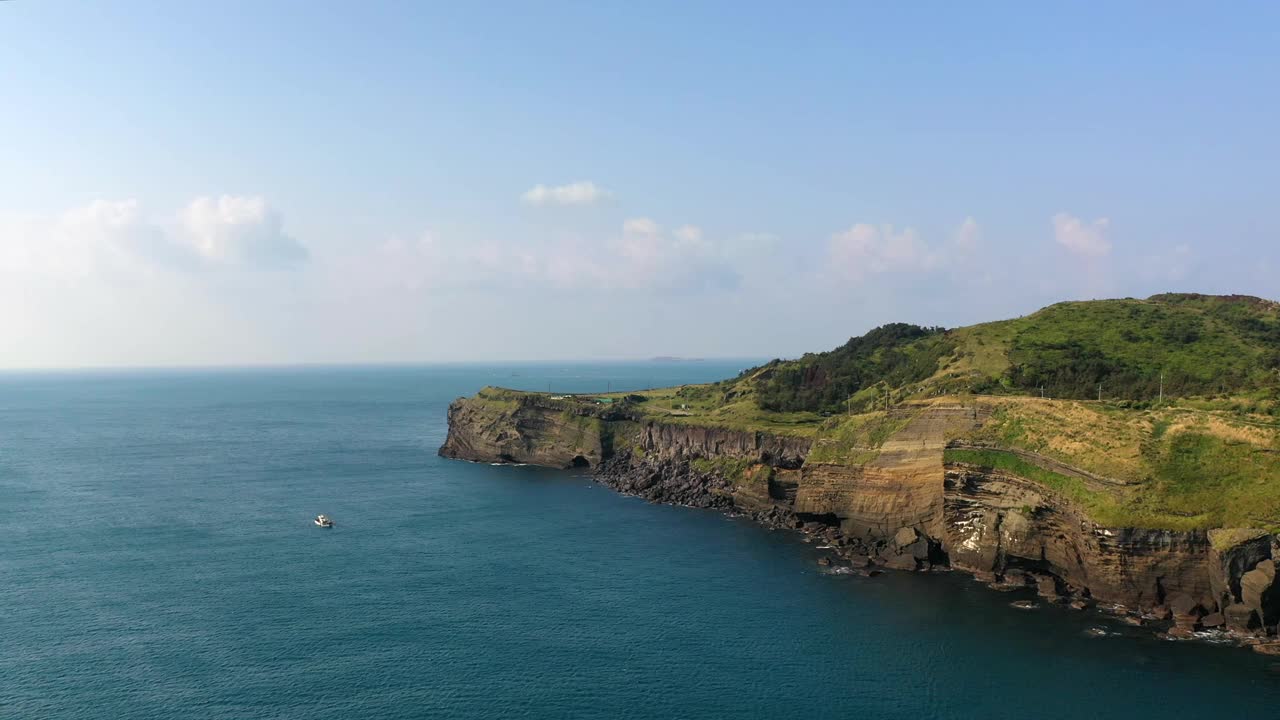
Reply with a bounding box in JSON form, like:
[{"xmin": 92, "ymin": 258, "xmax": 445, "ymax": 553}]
[
  {"xmin": 521, "ymin": 181, "xmax": 609, "ymax": 207},
  {"xmin": 0, "ymin": 196, "xmax": 306, "ymax": 276},
  {"xmin": 1052, "ymin": 212, "xmax": 1111, "ymax": 257},
  {"xmin": 181, "ymin": 196, "xmax": 307, "ymax": 269},
  {"xmin": 2, "ymin": 199, "xmax": 169, "ymax": 276},
  {"xmin": 828, "ymin": 223, "xmax": 939, "ymax": 278}
]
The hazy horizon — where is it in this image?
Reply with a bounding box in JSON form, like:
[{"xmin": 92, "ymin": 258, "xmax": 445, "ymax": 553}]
[{"xmin": 3, "ymin": 3, "xmax": 1277, "ymax": 368}]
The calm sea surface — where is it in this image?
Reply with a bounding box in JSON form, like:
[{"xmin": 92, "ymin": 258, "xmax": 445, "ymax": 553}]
[{"xmin": 2, "ymin": 363, "xmax": 1278, "ymax": 719}]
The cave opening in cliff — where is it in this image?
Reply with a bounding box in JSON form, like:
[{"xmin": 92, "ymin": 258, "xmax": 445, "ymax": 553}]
[
  {"xmin": 795, "ymin": 512, "xmax": 841, "ymax": 527},
  {"xmin": 569, "ymin": 455, "xmax": 590, "ymax": 469}
]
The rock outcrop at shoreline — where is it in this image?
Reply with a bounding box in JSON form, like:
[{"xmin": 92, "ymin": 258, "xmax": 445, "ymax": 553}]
[{"xmin": 439, "ymin": 390, "xmax": 1280, "ymax": 645}]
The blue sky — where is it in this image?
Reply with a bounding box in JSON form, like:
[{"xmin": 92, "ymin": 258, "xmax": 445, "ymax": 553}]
[{"xmin": 2, "ymin": 2, "xmax": 1277, "ymax": 367}]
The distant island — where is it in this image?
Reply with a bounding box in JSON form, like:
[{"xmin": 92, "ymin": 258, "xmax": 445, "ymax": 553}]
[{"xmin": 442, "ymin": 294, "xmax": 1280, "ymax": 653}]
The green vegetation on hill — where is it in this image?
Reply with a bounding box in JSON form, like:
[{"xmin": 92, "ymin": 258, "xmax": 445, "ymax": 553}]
[
  {"xmin": 473, "ymin": 294, "xmax": 1280, "ymax": 531},
  {"xmin": 1000, "ymin": 296, "xmax": 1280, "ymax": 400},
  {"xmin": 741, "ymin": 294, "xmax": 1280, "ymax": 412},
  {"xmin": 951, "ymin": 396, "xmax": 1280, "ymax": 531},
  {"xmin": 943, "ymin": 447, "xmax": 1133, "ymax": 527},
  {"xmin": 807, "ymin": 411, "xmax": 912, "ymax": 465},
  {"xmin": 752, "ymin": 323, "xmax": 952, "ymax": 413}
]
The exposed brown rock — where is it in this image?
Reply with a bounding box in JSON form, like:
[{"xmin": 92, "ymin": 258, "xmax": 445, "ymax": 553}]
[
  {"xmin": 883, "ymin": 554, "xmax": 919, "ymax": 571},
  {"xmin": 440, "ymin": 391, "xmax": 1279, "ymax": 649},
  {"xmin": 1224, "ymin": 603, "xmax": 1261, "ymax": 632},
  {"xmin": 438, "ymin": 394, "xmax": 608, "ymax": 468},
  {"xmin": 1207, "ymin": 529, "xmax": 1271, "ymax": 609},
  {"xmin": 1241, "ymin": 559, "xmax": 1279, "ymax": 626},
  {"xmin": 944, "ymin": 463, "xmax": 1215, "ymax": 611},
  {"xmin": 796, "ymin": 408, "xmax": 973, "ymax": 541},
  {"xmin": 1033, "ymin": 573, "xmax": 1060, "ymax": 600},
  {"xmin": 1169, "ymin": 593, "xmax": 1200, "ymax": 617}
]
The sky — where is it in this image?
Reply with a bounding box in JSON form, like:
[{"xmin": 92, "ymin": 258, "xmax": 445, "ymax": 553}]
[{"xmin": 1, "ymin": 1, "xmax": 1277, "ymax": 368}]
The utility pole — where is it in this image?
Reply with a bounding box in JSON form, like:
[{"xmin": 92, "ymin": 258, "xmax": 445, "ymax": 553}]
[
  {"xmin": 1159, "ymin": 372, "xmax": 1164, "ymax": 404},
  {"xmin": 1098, "ymin": 383, "xmax": 1102, "ymax": 402}
]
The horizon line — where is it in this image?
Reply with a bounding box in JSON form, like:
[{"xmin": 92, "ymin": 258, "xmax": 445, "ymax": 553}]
[{"xmin": 0, "ymin": 356, "xmax": 771, "ymax": 374}]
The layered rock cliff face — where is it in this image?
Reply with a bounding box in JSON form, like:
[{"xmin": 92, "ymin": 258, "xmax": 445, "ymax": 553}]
[
  {"xmin": 796, "ymin": 407, "xmax": 978, "ymax": 542},
  {"xmin": 439, "ymin": 393, "xmax": 610, "ymax": 469},
  {"xmin": 441, "ymin": 393, "xmax": 1280, "ymax": 639},
  {"xmin": 944, "ymin": 464, "xmax": 1213, "ymax": 606},
  {"xmin": 632, "ymin": 421, "xmax": 811, "ymax": 467}
]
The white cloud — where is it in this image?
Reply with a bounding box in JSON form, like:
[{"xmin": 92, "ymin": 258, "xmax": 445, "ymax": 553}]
[
  {"xmin": 0, "ymin": 196, "xmax": 306, "ymax": 277},
  {"xmin": 3, "ymin": 199, "xmax": 166, "ymax": 277},
  {"xmin": 954, "ymin": 216, "xmax": 981, "ymax": 252},
  {"xmin": 1052, "ymin": 212, "xmax": 1111, "ymax": 257},
  {"xmin": 674, "ymin": 224, "xmax": 703, "ymax": 243},
  {"xmin": 622, "ymin": 217, "xmax": 660, "ymax": 235},
  {"xmin": 521, "ymin": 181, "xmax": 609, "ymax": 207},
  {"xmin": 828, "ymin": 223, "xmax": 938, "ymax": 278},
  {"xmin": 181, "ymin": 195, "xmax": 307, "ymax": 269}
]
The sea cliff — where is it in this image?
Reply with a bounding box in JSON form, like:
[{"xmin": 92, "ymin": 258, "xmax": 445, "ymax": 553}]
[{"xmin": 440, "ymin": 388, "xmax": 1280, "ymax": 649}]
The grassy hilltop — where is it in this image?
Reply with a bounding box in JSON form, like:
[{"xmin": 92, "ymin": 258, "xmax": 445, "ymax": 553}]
[
  {"xmin": 497, "ymin": 293, "xmax": 1280, "ymax": 531},
  {"xmin": 748, "ymin": 293, "xmax": 1280, "ymax": 413}
]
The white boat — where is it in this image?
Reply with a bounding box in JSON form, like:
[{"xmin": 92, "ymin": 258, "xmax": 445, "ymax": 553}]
[{"xmin": 314, "ymin": 514, "xmax": 334, "ymax": 528}]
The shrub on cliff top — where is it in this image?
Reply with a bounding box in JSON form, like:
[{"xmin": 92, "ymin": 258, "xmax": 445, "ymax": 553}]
[{"xmin": 752, "ymin": 323, "xmax": 952, "ymax": 413}]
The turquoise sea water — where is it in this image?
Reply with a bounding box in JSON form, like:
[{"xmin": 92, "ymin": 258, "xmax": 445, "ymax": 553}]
[{"xmin": 2, "ymin": 363, "xmax": 1279, "ymax": 719}]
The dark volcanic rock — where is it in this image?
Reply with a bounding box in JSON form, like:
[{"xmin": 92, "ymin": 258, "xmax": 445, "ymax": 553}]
[
  {"xmin": 751, "ymin": 505, "xmax": 798, "ymax": 530},
  {"xmin": 594, "ymin": 453, "xmax": 735, "ymax": 510}
]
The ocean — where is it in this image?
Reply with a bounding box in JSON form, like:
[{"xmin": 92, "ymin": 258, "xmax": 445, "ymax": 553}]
[{"xmin": 2, "ymin": 362, "xmax": 1278, "ymax": 719}]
